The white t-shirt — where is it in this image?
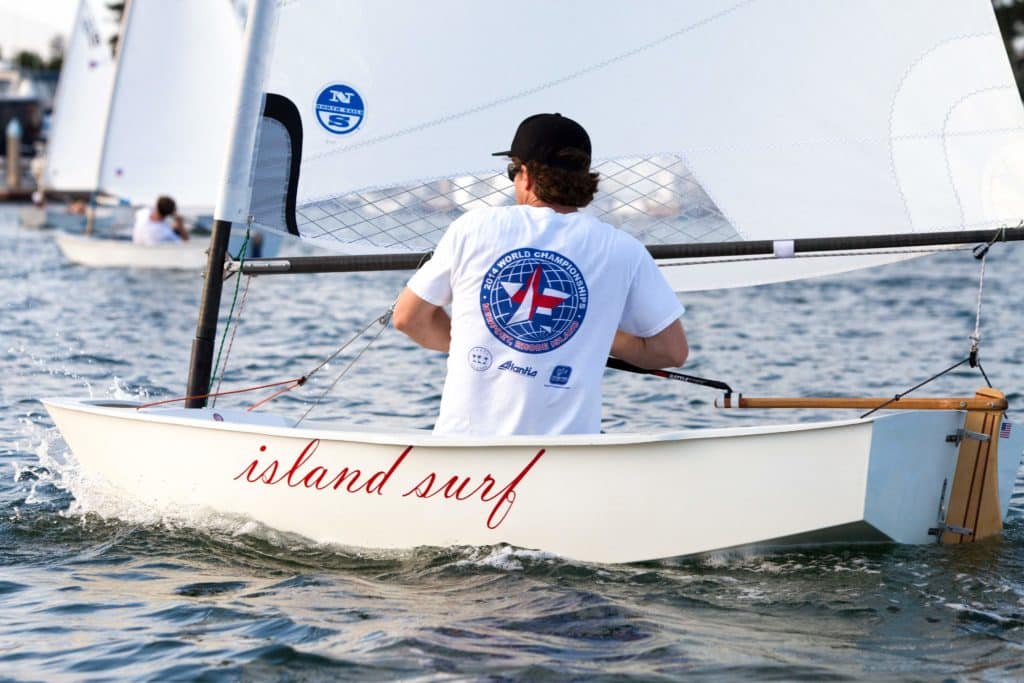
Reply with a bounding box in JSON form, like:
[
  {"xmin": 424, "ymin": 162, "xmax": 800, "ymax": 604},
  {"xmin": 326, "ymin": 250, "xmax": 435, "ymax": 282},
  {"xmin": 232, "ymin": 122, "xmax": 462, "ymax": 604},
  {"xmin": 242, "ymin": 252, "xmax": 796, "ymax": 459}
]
[
  {"xmin": 132, "ymin": 208, "xmax": 181, "ymax": 245},
  {"xmin": 407, "ymin": 205, "xmax": 684, "ymax": 436}
]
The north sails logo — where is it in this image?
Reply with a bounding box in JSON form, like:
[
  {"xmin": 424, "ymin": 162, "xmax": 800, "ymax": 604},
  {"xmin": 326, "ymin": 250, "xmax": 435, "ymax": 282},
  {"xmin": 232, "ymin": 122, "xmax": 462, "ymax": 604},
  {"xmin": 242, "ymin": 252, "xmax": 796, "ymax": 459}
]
[
  {"xmin": 314, "ymin": 83, "xmax": 365, "ymax": 135},
  {"xmin": 499, "ymin": 360, "xmax": 538, "ymax": 377}
]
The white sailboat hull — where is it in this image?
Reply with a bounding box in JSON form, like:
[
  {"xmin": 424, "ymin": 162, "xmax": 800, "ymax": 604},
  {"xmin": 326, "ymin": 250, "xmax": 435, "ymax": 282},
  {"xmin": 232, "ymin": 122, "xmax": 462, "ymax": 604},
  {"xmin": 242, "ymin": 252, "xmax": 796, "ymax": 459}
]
[
  {"xmin": 19, "ymin": 206, "xmax": 125, "ymax": 232},
  {"xmin": 42, "ymin": 398, "xmax": 1024, "ymax": 564},
  {"xmin": 53, "ymin": 232, "xmax": 208, "ymax": 270}
]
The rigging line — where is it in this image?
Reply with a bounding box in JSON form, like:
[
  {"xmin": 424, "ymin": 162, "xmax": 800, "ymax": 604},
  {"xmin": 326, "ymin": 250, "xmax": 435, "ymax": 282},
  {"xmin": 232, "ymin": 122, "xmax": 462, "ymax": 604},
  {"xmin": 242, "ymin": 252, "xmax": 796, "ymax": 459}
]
[
  {"xmin": 210, "ymin": 228, "xmax": 252, "ymax": 396},
  {"xmin": 860, "ymin": 228, "xmax": 1011, "ymax": 418},
  {"xmin": 301, "ymin": 308, "xmax": 394, "ymax": 382},
  {"xmin": 212, "ymin": 273, "xmax": 253, "ymax": 408},
  {"xmin": 247, "ymin": 378, "xmax": 305, "ymax": 411},
  {"xmin": 293, "ymin": 309, "xmax": 393, "ymax": 427},
  {"xmin": 967, "ymin": 222, "xmax": 1014, "ymax": 366},
  {"xmin": 970, "ymin": 242, "xmax": 987, "ymax": 353},
  {"xmin": 860, "ymin": 357, "xmax": 971, "ymax": 419},
  {"xmin": 977, "ymin": 362, "xmax": 993, "ymax": 389},
  {"xmin": 134, "ymin": 376, "xmax": 307, "ymax": 409}
]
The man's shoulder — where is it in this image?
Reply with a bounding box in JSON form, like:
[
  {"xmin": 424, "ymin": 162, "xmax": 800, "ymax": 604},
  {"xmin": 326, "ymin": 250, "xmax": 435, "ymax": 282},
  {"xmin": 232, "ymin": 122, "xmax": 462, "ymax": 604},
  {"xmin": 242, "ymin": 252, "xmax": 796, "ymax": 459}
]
[
  {"xmin": 576, "ymin": 213, "xmax": 645, "ymax": 249},
  {"xmin": 457, "ymin": 204, "xmax": 518, "ymax": 222},
  {"xmin": 447, "ymin": 205, "xmax": 519, "ymax": 236}
]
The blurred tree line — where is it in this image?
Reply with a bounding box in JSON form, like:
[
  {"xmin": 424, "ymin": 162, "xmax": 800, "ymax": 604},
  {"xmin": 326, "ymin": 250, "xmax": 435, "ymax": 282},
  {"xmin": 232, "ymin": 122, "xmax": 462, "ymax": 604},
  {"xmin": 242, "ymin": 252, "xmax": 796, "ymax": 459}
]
[
  {"xmin": 0, "ymin": 2, "xmax": 125, "ymax": 73},
  {"xmin": 106, "ymin": 2, "xmax": 125, "ymax": 55},
  {"xmin": 7, "ymin": 34, "xmax": 64, "ymax": 72}
]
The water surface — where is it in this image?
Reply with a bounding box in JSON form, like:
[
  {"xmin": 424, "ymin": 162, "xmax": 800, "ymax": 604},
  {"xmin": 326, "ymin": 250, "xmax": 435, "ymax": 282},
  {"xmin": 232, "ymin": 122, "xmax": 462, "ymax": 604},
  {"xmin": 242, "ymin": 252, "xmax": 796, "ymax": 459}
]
[{"xmin": 2, "ymin": 206, "xmax": 1023, "ymax": 680}]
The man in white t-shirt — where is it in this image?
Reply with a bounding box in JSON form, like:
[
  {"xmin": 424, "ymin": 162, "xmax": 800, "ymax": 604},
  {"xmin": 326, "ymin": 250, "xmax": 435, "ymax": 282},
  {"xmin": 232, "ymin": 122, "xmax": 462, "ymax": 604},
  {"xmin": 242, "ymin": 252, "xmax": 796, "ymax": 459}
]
[
  {"xmin": 131, "ymin": 195, "xmax": 189, "ymax": 245},
  {"xmin": 393, "ymin": 113, "xmax": 688, "ymax": 436}
]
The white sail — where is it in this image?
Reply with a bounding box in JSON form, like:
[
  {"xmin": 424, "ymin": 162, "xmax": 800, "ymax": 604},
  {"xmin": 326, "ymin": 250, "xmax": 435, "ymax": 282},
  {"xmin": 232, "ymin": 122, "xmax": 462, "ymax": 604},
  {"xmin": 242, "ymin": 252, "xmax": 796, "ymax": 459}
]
[
  {"xmin": 216, "ymin": 0, "xmax": 1024, "ymax": 288},
  {"xmin": 42, "ymin": 0, "xmax": 117, "ymax": 192},
  {"xmin": 97, "ymin": 0, "xmax": 244, "ymax": 212}
]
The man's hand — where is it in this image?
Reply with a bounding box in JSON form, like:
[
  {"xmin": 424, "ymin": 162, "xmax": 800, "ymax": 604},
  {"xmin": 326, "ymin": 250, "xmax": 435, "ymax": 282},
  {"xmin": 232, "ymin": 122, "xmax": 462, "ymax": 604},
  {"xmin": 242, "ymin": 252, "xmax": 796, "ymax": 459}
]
[{"xmin": 172, "ymin": 215, "xmax": 189, "ymax": 241}]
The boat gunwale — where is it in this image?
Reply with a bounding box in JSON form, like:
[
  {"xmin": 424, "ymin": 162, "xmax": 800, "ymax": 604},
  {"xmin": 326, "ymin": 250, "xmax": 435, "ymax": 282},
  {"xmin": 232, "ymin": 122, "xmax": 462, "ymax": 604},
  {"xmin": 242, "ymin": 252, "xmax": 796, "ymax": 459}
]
[{"xmin": 40, "ymin": 396, "xmax": 909, "ymax": 449}]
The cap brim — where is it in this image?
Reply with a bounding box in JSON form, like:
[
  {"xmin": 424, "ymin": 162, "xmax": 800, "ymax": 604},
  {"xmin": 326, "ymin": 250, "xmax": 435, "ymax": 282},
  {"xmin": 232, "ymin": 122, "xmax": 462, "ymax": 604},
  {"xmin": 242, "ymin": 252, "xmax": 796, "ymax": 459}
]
[{"xmin": 491, "ymin": 150, "xmax": 513, "ymax": 157}]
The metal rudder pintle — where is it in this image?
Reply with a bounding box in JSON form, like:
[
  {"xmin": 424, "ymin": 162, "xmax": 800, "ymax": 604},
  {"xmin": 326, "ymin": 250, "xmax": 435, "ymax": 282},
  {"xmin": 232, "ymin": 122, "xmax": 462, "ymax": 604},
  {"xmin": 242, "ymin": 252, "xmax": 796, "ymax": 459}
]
[{"xmin": 939, "ymin": 388, "xmax": 1006, "ymax": 544}]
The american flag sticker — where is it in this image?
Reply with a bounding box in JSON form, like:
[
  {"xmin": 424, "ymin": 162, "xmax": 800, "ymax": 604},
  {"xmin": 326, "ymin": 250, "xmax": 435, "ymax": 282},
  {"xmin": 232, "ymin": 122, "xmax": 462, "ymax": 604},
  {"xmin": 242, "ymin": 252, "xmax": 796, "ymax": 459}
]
[{"xmin": 1000, "ymin": 421, "xmax": 1012, "ymax": 439}]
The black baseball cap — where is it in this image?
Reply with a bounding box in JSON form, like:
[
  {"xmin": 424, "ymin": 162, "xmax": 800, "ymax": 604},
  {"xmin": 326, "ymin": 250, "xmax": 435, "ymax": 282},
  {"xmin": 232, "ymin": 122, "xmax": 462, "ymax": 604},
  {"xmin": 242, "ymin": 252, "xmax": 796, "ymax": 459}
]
[{"xmin": 492, "ymin": 113, "xmax": 591, "ymax": 171}]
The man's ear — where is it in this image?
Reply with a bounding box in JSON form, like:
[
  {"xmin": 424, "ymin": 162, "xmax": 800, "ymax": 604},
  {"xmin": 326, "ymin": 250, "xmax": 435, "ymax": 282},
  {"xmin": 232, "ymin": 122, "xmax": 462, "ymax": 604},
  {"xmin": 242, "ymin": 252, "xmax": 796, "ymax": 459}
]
[{"xmin": 520, "ymin": 164, "xmax": 534, "ymax": 191}]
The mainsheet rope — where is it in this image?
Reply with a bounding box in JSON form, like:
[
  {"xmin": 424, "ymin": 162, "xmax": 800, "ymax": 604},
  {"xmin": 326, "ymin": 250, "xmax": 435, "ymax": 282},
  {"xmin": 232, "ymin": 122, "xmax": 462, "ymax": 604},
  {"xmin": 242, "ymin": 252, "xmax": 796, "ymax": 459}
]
[
  {"xmin": 860, "ymin": 229, "xmax": 1008, "ymax": 418},
  {"xmin": 966, "ymin": 225, "xmax": 1011, "ymax": 368}
]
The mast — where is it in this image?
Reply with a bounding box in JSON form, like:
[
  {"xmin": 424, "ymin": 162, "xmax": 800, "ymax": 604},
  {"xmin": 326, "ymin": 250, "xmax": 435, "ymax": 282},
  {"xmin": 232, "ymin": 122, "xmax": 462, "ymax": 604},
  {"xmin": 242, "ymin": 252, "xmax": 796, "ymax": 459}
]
[
  {"xmin": 89, "ymin": 0, "xmax": 133, "ymax": 220},
  {"xmin": 185, "ymin": 219, "xmax": 232, "ymax": 407},
  {"xmin": 184, "ymin": 0, "xmax": 277, "ymax": 407}
]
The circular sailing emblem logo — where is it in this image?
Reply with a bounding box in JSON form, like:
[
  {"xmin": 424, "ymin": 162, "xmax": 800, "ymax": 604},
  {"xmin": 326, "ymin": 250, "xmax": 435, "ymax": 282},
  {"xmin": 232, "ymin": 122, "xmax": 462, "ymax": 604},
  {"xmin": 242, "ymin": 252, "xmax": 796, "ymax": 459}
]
[
  {"xmin": 479, "ymin": 249, "xmax": 588, "ymax": 354},
  {"xmin": 468, "ymin": 346, "xmax": 493, "ymax": 371},
  {"xmin": 314, "ymin": 83, "xmax": 365, "ymax": 135}
]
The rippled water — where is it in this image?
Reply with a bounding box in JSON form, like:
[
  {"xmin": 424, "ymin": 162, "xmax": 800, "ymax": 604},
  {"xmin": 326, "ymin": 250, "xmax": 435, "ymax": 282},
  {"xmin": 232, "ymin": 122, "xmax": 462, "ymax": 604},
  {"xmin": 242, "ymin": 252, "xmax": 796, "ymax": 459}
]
[{"xmin": 3, "ymin": 205, "xmax": 1024, "ymax": 680}]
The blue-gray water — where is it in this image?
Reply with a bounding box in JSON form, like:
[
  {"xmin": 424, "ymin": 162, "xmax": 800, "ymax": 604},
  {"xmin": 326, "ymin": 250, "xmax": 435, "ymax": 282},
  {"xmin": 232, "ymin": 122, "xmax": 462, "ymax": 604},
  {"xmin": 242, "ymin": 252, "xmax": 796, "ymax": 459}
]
[{"xmin": 2, "ymin": 205, "xmax": 1024, "ymax": 681}]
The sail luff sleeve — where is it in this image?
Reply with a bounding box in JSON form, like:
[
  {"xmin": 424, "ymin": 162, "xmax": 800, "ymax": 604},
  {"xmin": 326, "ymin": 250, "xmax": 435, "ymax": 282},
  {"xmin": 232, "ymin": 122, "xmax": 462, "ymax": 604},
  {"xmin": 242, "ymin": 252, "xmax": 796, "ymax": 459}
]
[{"xmin": 215, "ymin": 0, "xmax": 278, "ymax": 224}]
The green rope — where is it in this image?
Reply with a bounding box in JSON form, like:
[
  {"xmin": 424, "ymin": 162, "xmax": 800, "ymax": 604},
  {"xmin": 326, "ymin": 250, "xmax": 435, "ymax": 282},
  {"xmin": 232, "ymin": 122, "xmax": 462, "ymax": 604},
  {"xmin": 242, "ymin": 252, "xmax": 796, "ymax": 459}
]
[{"xmin": 209, "ymin": 228, "xmax": 252, "ymax": 403}]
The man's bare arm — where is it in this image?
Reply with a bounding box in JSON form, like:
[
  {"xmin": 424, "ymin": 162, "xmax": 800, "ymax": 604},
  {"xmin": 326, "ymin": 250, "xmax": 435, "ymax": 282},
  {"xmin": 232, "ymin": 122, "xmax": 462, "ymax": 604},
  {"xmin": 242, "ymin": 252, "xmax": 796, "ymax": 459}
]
[
  {"xmin": 611, "ymin": 320, "xmax": 688, "ymax": 369},
  {"xmin": 172, "ymin": 215, "xmax": 189, "ymax": 241},
  {"xmin": 392, "ymin": 287, "xmax": 452, "ymax": 352}
]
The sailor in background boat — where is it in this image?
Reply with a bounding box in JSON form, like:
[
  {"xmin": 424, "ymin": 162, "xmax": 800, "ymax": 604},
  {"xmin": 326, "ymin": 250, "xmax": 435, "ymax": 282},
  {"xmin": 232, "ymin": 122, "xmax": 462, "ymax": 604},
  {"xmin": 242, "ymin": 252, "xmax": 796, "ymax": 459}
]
[
  {"xmin": 393, "ymin": 113, "xmax": 688, "ymax": 436},
  {"xmin": 131, "ymin": 195, "xmax": 190, "ymax": 245}
]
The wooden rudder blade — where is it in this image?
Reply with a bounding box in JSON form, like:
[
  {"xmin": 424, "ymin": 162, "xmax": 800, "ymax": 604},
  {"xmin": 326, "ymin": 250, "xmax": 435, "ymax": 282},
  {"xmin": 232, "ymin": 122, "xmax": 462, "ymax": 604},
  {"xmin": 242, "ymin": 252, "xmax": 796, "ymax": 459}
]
[{"xmin": 940, "ymin": 388, "xmax": 1005, "ymax": 544}]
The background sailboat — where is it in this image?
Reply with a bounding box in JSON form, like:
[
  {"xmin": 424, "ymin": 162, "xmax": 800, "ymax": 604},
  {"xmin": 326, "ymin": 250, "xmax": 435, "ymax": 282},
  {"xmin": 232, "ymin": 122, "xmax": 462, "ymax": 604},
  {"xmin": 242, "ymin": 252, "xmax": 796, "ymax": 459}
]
[
  {"xmin": 43, "ymin": 0, "xmax": 1024, "ymax": 562},
  {"xmin": 51, "ymin": 0, "xmax": 277, "ymax": 269},
  {"xmin": 18, "ymin": 0, "xmax": 126, "ymax": 232}
]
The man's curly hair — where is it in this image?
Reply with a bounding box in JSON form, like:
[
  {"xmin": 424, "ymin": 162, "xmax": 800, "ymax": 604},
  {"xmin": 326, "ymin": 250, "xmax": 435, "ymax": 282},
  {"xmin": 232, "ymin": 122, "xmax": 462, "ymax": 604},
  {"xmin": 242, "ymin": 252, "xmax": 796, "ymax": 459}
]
[{"xmin": 516, "ymin": 149, "xmax": 599, "ymax": 207}]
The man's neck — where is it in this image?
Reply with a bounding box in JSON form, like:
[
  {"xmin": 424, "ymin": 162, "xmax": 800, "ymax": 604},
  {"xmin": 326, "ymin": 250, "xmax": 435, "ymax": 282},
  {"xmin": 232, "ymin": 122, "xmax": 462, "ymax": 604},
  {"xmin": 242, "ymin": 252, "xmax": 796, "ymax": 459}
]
[{"xmin": 522, "ymin": 195, "xmax": 577, "ymax": 215}]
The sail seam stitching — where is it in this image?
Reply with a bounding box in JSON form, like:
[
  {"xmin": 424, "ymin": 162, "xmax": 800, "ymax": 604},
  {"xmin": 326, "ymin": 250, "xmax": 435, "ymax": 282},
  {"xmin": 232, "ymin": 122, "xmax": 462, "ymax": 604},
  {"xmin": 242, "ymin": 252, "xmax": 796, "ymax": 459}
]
[
  {"xmin": 886, "ymin": 32, "xmax": 999, "ymax": 231},
  {"xmin": 299, "ymin": 0, "xmax": 761, "ymax": 163}
]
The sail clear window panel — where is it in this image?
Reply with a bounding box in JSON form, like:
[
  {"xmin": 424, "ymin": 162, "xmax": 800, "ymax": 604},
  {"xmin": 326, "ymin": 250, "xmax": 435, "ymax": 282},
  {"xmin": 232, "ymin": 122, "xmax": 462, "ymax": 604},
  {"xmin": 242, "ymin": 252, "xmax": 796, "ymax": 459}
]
[
  {"xmin": 284, "ymin": 155, "xmax": 738, "ymax": 253},
  {"xmin": 250, "ymin": 118, "xmax": 291, "ymax": 234}
]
